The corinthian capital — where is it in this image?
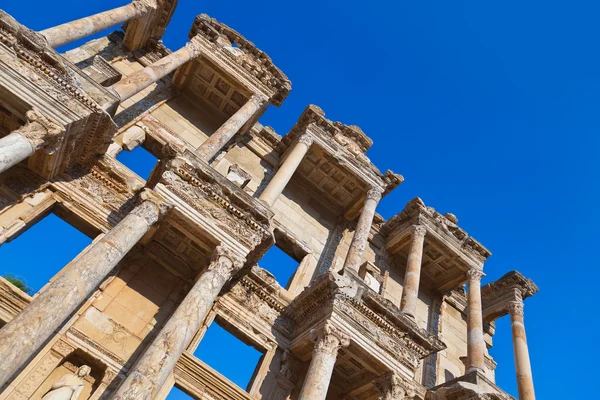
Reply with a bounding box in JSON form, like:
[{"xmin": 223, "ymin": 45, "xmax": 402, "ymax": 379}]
[
  {"xmin": 209, "ymin": 245, "xmax": 246, "ymax": 277},
  {"xmin": 186, "ymin": 36, "xmax": 203, "ymax": 59},
  {"xmin": 508, "ymin": 300, "xmax": 524, "ymax": 317},
  {"xmin": 466, "ymin": 268, "xmax": 485, "ymax": 281},
  {"xmin": 374, "ymin": 373, "xmax": 408, "ymax": 400},
  {"xmin": 16, "ymin": 108, "xmax": 64, "ymax": 151},
  {"xmin": 311, "ymin": 321, "xmax": 350, "ymax": 355},
  {"xmin": 298, "ymin": 133, "xmax": 314, "ymax": 147},
  {"xmin": 411, "ymin": 225, "xmax": 427, "ymax": 239},
  {"xmin": 366, "ymin": 187, "xmax": 383, "ymax": 202},
  {"xmin": 250, "ymin": 93, "xmax": 268, "ymax": 107}
]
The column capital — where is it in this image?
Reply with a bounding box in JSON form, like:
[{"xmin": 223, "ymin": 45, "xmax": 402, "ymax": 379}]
[
  {"xmin": 131, "ymin": 0, "xmax": 157, "ymax": 14},
  {"xmin": 186, "ymin": 36, "xmax": 204, "ymax": 59},
  {"xmin": 508, "ymin": 300, "xmax": 524, "ymax": 317},
  {"xmin": 249, "ymin": 93, "xmax": 268, "ymax": 107},
  {"xmin": 411, "ymin": 224, "xmax": 427, "ymax": 239},
  {"xmin": 374, "ymin": 373, "xmax": 407, "ymax": 400},
  {"xmin": 366, "ymin": 187, "xmax": 383, "ymax": 202},
  {"xmin": 311, "ymin": 321, "xmax": 350, "ymax": 355},
  {"xmin": 16, "ymin": 108, "xmax": 64, "ymax": 150},
  {"xmin": 138, "ymin": 189, "xmax": 172, "ymax": 220},
  {"xmin": 298, "ymin": 133, "xmax": 314, "ymax": 147},
  {"xmin": 209, "ymin": 245, "xmax": 246, "ymax": 277},
  {"xmin": 466, "ymin": 268, "xmax": 485, "ymax": 281}
]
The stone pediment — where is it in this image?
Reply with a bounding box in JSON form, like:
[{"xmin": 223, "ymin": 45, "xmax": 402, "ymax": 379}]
[
  {"xmin": 184, "ymin": 14, "xmax": 291, "ymax": 107},
  {"xmin": 147, "ymin": 149, "xmax": 274, "ymax": 263},
  {"xmin": 0, "ymin": 10, "xmax": 119, "ymax": 179}
]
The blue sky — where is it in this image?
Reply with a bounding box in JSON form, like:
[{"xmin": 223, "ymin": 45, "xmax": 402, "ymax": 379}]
[{"xmin": 1, "ymin": 0, "xmax": 598, "ymax": 398}]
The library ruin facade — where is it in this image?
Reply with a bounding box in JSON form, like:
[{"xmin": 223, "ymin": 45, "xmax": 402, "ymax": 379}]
[{"xmin": 0, "ymin": 1, "xmax": 538, "ymax": 400}]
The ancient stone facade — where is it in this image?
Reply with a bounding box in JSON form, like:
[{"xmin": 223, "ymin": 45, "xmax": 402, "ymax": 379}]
[{"xmin": 0, "ymin": 2, "xmax": 538, "ymax": 400}]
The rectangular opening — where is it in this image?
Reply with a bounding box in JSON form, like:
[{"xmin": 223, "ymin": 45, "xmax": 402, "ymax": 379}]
[
  {"xmin": 0, "ymin": 212, "xmax": 92, "ymax": 294},
  {"xmin": 193, "ymin": 318, "xmax": 263, "ymax": 391},
  {"xmin": 116, "ymin": 145, "xmax": 158, "ymax": 181},
  {"xmin": 257, "ymin": 245, "xmax": 301, "ymax": 289},
  {"xmin": 165, "ymin": 385, "xmax": 197, "ymax": 400}
]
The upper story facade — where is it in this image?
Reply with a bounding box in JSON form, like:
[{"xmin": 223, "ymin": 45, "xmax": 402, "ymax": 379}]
[{"xmin": 0, "ymin": 2, "xmax": 538, "ymax": 400}]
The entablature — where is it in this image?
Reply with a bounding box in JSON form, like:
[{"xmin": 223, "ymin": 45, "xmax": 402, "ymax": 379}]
[
  {"xmin": 381, "ymin": 197, "xmax": 491, "ymax": 291},
  {"xmin": 482, "ymin": 271, "xmax": 538, "ymax": 324}
]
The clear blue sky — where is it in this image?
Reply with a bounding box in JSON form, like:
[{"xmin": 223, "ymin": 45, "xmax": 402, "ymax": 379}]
[{"xmin": 1, "ymin": 0, "xmax": 598, "ymax": 398}]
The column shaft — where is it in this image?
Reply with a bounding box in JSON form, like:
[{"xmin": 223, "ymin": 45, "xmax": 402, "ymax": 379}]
[
  {"xmin": 40, "ymin": 1, "xmax": 151, "ymax": 48},
  {"xmin": 0, "ymin": 132, "xmax": 35, "ymax": 174},
  {"xmin": 112, "ymin": 247, "xmax": 244, "ymax": 400},
  {"xmin": 510, "ymin": 301, "xmax": 535, "ymax": 400},
  {"xmin": 110, "ymin": 39, "xmax": 201, "ymax": 103},
  {"xmin": 197, "ymin": 95, "xmax": 266, "ymax": 161},
  {"xmin": 466, "ymin": 268, "xmax": 486, "ymax": 372},
  {"xmin": 0, "ymin": 199, "xmax": 162, "ymax": 387},
  {"xmin": 341, "ymin": 188, "xmax": 382, "ymax": 273},
  {"xmin": 298, "ymin": 322, "xmax": 349, "ymax": 400},
  {"xmin": 259, "ymin": 134, "xmax": 313, "ymax": 207},
  {"xmin": 400, "ymin": 225, "xmax": 426, "ymax": 318}
]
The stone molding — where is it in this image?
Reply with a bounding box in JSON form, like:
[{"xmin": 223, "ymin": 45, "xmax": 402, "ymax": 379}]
[{"xmin": 311, "ymin": 321, "xmax": 350, "ymax": 355}]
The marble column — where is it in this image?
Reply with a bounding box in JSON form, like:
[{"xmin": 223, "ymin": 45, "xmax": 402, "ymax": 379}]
[
  {"xmin": 509, "ymin": 300, "xmax": 536, "ymax": 400},
  {"xmin": 298, "ymin": 322, "xmax": 349, "ymax": 400},
  {"xmin": 400, "ymin": 225, "xmax": 426, "ymax": 318},
  {"xmin": 0, "ymin": 108, "xmax": 64, "ymax": 174},
  {"xmin": 0, "ymin": 192, "xmax": 168, "ymax": 388},
  {"xmin": 39, "ymin": 0, "xmax": 155, "ymax": 48},
  {"xmin": 341, "ymin": 188, "xmax": 383, "ymax": 273},
  {"xmin": 259, "ymin": 134, "xmax": 313, "ymax": 207},
  {"xmin": 374, "ymin": 373, "xmax": 407, "ymax": 400},
  {"xmin": 197, "ymin": 94, "xmax": 267, "ymax": 162},
  {"xmin": 109, "ymin": 38, "xmax": 202, "ymax": 103},
  {"xmin": 466, "ymin": 268, "xmax": 486, "ymax": 372},
  {"xmin": 111, "ymin": 246, "xmax": 245, "ymax": 400}
]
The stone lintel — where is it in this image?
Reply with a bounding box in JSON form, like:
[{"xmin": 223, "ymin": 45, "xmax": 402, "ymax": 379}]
[{"xmin": 482, "ymin": 271, "xmax": 539, "ymax": 323}]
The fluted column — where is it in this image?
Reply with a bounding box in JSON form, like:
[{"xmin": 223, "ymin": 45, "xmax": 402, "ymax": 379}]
[
  {"xmin": 341, "ymin": 188, "xmax": 383, "ymax": 273},
  {"xmin": 259, "ymin": 134, "xmax": 313, "ymax": 207},
  {"xmin": 400, "ymin": 225, "xmax": 426, "ymax": 318},
  {"xmin": 466, "ymin": 268, "xmax": 486, "ymax": 372},
  {"xmin": 0, "ymin": 108, "xmax": 64, "ymax": 174},
  {"xmin": 197, "ymin": 94, "xmax": 267, "ymax": 161},
  {"xmin": 0, "ymin": 191, "xmax": 169, "ymax": 387},
  {"xmin": 109, "ymin": 38, "xmax": 202, "ymax": 103},
  {"xmin": 40, "ymin": 0, "xmax": 155, "ymax": 48},
  {"xmin": 509, "ymin": 300, "xmax": 535, "ymax": 400},
  {"xmin": 112, "ymin": 246, "xmax": 245, "ymax": 400},
  {"xmin": 298, "ymin": 322, "xmax": 349, "ymax": 400}
]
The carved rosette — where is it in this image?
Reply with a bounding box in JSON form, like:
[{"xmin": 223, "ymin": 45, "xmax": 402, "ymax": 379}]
[
  {"xmin": 311, "ymin": 321, "xmax": 350, "ymax": 356},
  {"xmin": 366, "ymin": 187, "xmax": 383, "ymax": 203},
  {"xmin": 16, "ymin": 107, "xmax": 65, "ymax": 151},
  {"xmin": 508, "ymin": 300, "xmax": 524, "ymax": 317},
  {"xmin": 297, "ymin": 133, "xmax": 314, "ymax": 147}
]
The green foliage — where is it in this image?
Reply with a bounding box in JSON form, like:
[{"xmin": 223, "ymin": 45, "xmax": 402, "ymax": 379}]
[{"xmin": 3, "ymin": 274, "xmax": 32, "ymax": 294}]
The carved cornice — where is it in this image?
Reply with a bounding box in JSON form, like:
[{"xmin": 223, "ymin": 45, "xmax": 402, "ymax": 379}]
[{"xmin": 189, "ymin": 14, "xmax": 291, "ymax": 106}]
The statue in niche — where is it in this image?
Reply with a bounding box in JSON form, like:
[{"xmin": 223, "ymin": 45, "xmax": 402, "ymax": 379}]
[{"xmin": 41, "ymin": 365, "xmax": 91, "ymax": 400}]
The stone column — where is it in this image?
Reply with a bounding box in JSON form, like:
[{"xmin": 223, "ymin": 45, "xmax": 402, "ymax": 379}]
[
  {"xmin": 509, "ymin": 300, "xmax": 536, "ymax": 400},
  {"xmin": 0, "ymin": 108, "xmax": 64, "ymax": 174},
  {"xmin": 466, "ymin": 268, "xmax": 486, "ymax": 372},
  {"xmin": 374, "ymin": 373, "xmax": 407, "ymax": 400},
  {"xmin": 298, "ymin": 322, "xmax": 349, "ymax": 400},
  {"xmin": 259, "ymin": 134, "xmax": 313, "ymax": 207},
  {"xmin": 39, "ymin": 0, "xmax": 155, "ymax": 48},
  {"xmin": 400, "ymin": 225, "xmax": 426, "ymax": 318},
  {"xmin": 0, "ymin": 192, "xmax": 168, "ymax": 388},
  {"xmin": 109, "ymin": 38, "xmax": 202, "ymax": 103},
  {"xmin": 112, "ymin": 246, "xmax": 245, "ymax": 400},
  {"xmin": 341, "ymin": 188, "xmax": 383, "ymax": 273},
  {"xmin": 197, "ymin": 94, "xmax": 267, "ymax": 162}
]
